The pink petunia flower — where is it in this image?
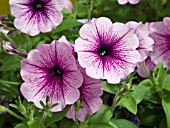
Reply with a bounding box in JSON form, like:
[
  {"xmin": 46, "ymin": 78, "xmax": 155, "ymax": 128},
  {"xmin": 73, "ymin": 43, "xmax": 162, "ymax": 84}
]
[
  {"xmin": 126, "ymin": 21, "xmax": 154, "ymax": 62},
  {"xmin": 137, "ymin": 56, "xmax": 156, "ymax": 78},
  {"xmin": 117, "ymin": 0, "xmax": 140, "ymax": 5},
  {"xmin": 20, "ymin": 40, "xmax": 83, "ymax": 112},
  {"xmin": 66, "ymin": 64, "xmax": 103, "ymax": 122},
  {"xmin": 149, "ymin": 17, "xmax": 170, "ymax": 68},
  {"xmin": 63, "ymin": 0, "xmax": 73, "ymax": 11},
  {"xmin": 75, "ymin": 17, "xmax": 140, "ymax": 84},
  {"xmin": 9, "ymin": 0, "xmax": 64, "ymax": 36}
]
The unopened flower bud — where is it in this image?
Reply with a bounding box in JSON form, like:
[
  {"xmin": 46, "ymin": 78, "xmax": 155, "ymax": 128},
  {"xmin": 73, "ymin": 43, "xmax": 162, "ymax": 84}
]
[
  {"xmin": 2, "ymin": 40, "xmax": 17, "ymax": 55},
  {"xmin": 1, "ymin": 40, "xmax": 27, "ymax": 57},
  {"xmin": 125, "ymin": 83, "xmax": 132, "ymax": 90}
]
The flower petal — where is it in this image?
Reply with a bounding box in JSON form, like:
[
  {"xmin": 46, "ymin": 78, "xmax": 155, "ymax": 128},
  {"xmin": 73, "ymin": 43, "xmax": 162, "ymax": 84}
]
[
  {"xmin": 111, "ymin": 23, "xmax": 139, "ymax": 51},
  {"xmin": 63, "ymin": 70, "xmax": 83, "ymax": 89},
  {"xmin": 77, "ymin": 52, "xmax": 104, "ymax": 79},
  {"xmin": 77, "ymin": 97, "xmax": 103, "ymax": 122},
  {"xmin": 22, "ymin": 42, "xmax": 57, "ymax": 69},
  {"xmin": 79, "ymin": 17, "xmax": 112, "ymax": 43},
  {"xmin": 129, "ymin": 0, "xmax": 140, "ymax": 4},
  {"xmin": 75, "ymin": 38, "xmax": 99, "ymax": 52},
  {"xmin": 57, "ymin": 42, "xmax": 78, "ymax": 71},
  {"xmin": 117, "ymin": 0, "xmax": 128, "ymax": 4},
  {"xmin": 137, "ymin": 57, "xmax": 156, "ymax": 78},
  {"xmin": 103, "ymin": 51, "xmax": 139, "ymax": 83},
  {"xmin": 21, "ymin": 73, "xmax": 81, "ymax": 112}
]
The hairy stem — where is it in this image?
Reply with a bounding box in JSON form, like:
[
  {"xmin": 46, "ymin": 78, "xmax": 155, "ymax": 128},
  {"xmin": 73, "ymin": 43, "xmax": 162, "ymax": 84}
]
[
  {"xmin": 142, "ymin": 61, "xmax": 155, "ymax": 84},
  {"xmin": 40, "ymin": 111, "xmax": 48, "ymax": 128}
]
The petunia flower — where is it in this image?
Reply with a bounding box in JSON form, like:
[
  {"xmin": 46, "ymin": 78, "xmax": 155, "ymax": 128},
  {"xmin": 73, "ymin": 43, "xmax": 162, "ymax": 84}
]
[
  {"xmin": 9, "ymin": 0, "xmax": 64, "ymax": 36},
  {"xmin": 63, "ymin": 0, "xmax": 73, "ymax": 11},
  {"xmin": 126, "ymin": 21, "xmax": 154, "ymax": 62},
  {"xmin": 117, "ymin": 0, "xmax": 140, "ymax": 5},
  {"xmin": 75, "ymin": 17, "xmax": 140, "ymax": 84},
  {"xmin": 137, "ymin": 56, "xmax": 156, "ymax": 78},
  {"xmin": 149, "ymin": 17, "xmax": 170, "ymax": 68},
  {"xmin": 20, "ymin": 40, "xmax": 83, "ymax": 112},
  {"xmin": 66, "ymin": 64, "xmax": 103, "ymax": 122}
]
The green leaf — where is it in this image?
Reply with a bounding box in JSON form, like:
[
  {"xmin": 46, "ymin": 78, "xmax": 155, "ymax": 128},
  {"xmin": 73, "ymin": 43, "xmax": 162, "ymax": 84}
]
[
  {"xmin": 162, "ymin": 74, "xmax": 170, "ymax": 91},
  {"xmin": 162, "ymin": 91, "xmax": 170, "ymax": 128},
  {"xmin": 14, "ymin": 33, "xmax": 32, "ymax": 51},
  {"xmin": 144, "ymin": 92, "xmax": 161, "ymax": 104},
  {"xmin": 27, "ymin": 117, "xmax": 40, "ymax": 128},
  {"xmin": 79, "ymin": 123, "xmax": 88, "ymax": 128},
  {"xmin": 0, "ymin": 105, "xmax": 6, "ymax": 113},
  {"xmin": 128, "ymin": 79, "xmax": 153, "ymax": 104},
  {"xmin": 126, "ymin": 71, "xmax": 136, "ymax": 84},
  {"xmin": 45, "ymin": 106, "xmax": 70, "ymax": 126},
  {"xmin": 39, "ymin": 101, "xmax": 45, "ymax": 108},
  {"xmin": 102, "ymin": 81, "xmax": 120, "ymax": 94},
  {"xmin": 0, "ymin": 56, "xmax": 22, "ymax": 71},
  {"xmin": 59, "ymin": 118, "xmax": 74, "ymax": 128},
  {"xmin": 88, "ymin": 122, "xmax": 112, "ymax": 128},
  {"xmin": 52, "ymin": 19, "xmax": 83, "ymax": 33},
  {"xmin": 9, "ymin": 103, "xmax": 18, "ymax": 109},
  {"xmin": 138, "ymin": 102, "xmax": 164, "ymax": 127},
  {"xmin": 152, "ymin": 62, "xmax": 165, "ymax": 84},
  {"xmin": 46, "ymin": 123, "xmax": 58, "ymax": 128},
  {"xmin": 159, "ymin": 116, "xmax": 167, "ymax": 128},
  {"xmin": 14, "ymin": 122, "xmax": 29, "ymax": 128},
  {"xmin": 90, "ymin": 104, "xmax": 112, "ymax": 123},
  {"xmin": 117, "ymin": 95, "xmax": 137, "ymax": 115},
  {"xmin": 108, "ymin": 119, "xmax": 138, "ymax": 128}
]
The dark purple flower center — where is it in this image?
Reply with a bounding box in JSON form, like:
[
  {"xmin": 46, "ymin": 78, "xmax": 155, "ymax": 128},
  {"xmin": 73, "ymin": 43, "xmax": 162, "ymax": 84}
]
[
  {"xmin": 98, "ymin": 47, "xmax": 108, "ymax": 57},
  {"xmin": 49, "ymin": 66, "xmax": 63, "ymax": 76},
  {"xmin": 31, "ymin": 0, "xmax": 44, "ymax": 10}
]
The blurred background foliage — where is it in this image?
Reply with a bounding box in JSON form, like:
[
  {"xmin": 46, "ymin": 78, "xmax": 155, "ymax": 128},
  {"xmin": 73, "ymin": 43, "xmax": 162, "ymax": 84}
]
[{"xmin": 1, "ymin": 0, "xmax": 170, "ymax": 21}]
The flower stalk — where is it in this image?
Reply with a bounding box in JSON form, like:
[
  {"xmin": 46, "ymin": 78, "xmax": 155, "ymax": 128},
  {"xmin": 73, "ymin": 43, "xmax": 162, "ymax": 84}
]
[
  {"xmin": 87, "ymin": 0, "xmax": 93, "ymax": 21},
  {"xmin": 142, "ymin": 61, "xmax": 155, "ymax": 85},
  {"xmin": 0, "ymin": 105, "xmax": 25, "ymax": 121},
  {"xmin": 111, "ymin": 94, "xmax": 120, "ymax": 111},
  {"xmin": 40, "ymin": 111, "xmax": 48, "ymax": 128},
  {"xmin": 74, "ymin": 109, "xmax": 80, "ymax": 128}
]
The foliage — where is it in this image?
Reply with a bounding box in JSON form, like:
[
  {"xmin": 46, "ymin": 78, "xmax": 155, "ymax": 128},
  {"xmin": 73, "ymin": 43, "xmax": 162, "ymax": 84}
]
[{"xmin": 0, "ymin": 0, "xmax": 170, "ymax": 128}]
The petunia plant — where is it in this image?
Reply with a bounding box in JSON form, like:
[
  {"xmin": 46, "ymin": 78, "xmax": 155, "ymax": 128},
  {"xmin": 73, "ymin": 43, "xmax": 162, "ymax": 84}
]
[{"xmin": 0, "ymin": 0, "xmax": 170, "ymax": 128}]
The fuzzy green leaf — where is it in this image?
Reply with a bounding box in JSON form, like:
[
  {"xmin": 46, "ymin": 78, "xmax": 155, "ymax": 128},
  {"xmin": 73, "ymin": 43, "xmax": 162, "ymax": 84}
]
[
  {"xmin": 90, "ymin": 104, "xmax": 112, "ymax": 123},
  {"xmin": 109, "ymin": 119, "xmax": 138, "ymax": 128},
  {"xmin": 162, "ymin": 91, "xmax": 170, "ymax": 128},
  {"xmin": 117, "ymin": 95, "xmax": 137, "ymax": 115},
  {"xmin": 162, "ymin": 75, "xmax": 170, "ymax": 91}
]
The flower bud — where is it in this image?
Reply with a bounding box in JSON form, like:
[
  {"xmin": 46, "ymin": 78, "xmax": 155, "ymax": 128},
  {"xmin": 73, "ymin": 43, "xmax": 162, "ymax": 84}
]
[{"xmin": 1, "ymin": 40, "xmax": 17, "ymax": 55}]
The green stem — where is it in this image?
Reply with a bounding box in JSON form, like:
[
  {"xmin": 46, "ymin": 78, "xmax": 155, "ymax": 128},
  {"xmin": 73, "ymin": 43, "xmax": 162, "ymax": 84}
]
[
  {"xmin": 0, "ymin": 79, "xmax": 21, "ymax": 85},
  {"xmin": 73, "ymin": 0, "xmax": 79, "ymax": 19},
  {"xmin": 0, "ymin": 105, "xmax": 25, "ymax": 121},
  {"xmin": 87, "ymin": 0, "xmax": 93, "ymax": 21},
  {"xmin": 111, "ymin": 94, "xmax": 120, "ymax": 111},
  {"xmin": 74, "ymin": 106, "xmax": 80, "ymax": 128},
  {"xmin": 40, "ymin": 111, "xmax": 48, "ymax": 128},
  {"xmin": 142, "ymin": 61, "xmax": 155, "ymax": 85}
]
